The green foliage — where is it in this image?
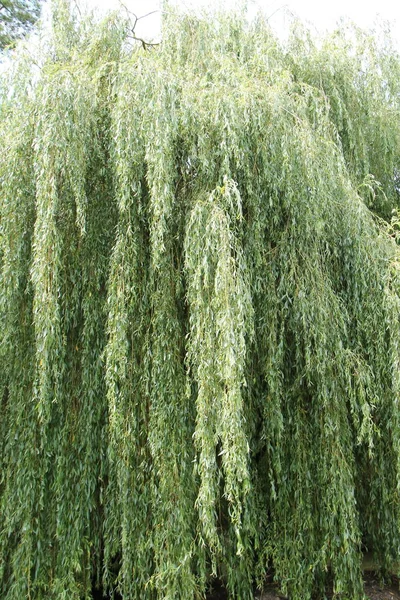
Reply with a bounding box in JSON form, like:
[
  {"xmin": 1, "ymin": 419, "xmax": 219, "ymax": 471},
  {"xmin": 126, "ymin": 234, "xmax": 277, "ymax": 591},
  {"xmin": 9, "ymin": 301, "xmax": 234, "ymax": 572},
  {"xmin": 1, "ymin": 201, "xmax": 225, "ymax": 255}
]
[
  {"xmin": 0, "ymin": 0, "xmax": 41, "ymax": 50},
  {"xmin": 1, "ymin": 3, "xmax": 400, "ymax": 599}
]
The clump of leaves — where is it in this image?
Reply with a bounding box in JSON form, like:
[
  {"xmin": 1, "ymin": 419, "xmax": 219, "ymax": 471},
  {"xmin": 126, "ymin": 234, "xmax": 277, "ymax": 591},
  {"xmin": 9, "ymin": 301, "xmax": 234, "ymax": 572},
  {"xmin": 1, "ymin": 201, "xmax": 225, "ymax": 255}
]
[{"xmin": 0, "ymin": 0, "xmax": 41, "ymax": 50}]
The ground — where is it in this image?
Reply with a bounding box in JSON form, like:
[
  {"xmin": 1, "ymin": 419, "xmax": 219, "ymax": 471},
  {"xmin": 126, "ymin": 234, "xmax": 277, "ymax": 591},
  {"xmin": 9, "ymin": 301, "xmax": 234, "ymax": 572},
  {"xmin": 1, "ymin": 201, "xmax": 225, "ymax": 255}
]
[
  {"xmin": 362, "ymin": 573, "xmax": 400, "ymax": 600},
  {"xmin": 207, "ymin": 573, "xmax": 400, "ymax": 600},
  {"xmin": 257, "ymin": 574, "xmax": 400, "ymax": 599}
]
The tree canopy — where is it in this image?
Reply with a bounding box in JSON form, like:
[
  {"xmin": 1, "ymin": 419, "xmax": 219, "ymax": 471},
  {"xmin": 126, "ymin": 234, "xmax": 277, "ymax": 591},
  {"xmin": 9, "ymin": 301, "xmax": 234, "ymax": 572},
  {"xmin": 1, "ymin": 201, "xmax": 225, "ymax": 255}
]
[
  {"xmin": 0, "ymin": 0, "xmax": 41, "ymax": 49},
  {"xmin": 1, "ymin": 3, "xmax": 400, "ymax": 599}
]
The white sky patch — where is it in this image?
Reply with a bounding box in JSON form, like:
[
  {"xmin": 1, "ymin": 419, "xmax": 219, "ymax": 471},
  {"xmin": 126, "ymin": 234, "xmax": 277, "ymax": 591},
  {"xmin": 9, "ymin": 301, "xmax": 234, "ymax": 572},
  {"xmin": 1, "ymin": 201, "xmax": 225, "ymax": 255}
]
[
  {"xmin": 2, "ymin": 0, "xmax": 399, "ymax": 68},
  {"xmin": 84, "ymin": 0, "xmax": 400, "ymax": 47}
]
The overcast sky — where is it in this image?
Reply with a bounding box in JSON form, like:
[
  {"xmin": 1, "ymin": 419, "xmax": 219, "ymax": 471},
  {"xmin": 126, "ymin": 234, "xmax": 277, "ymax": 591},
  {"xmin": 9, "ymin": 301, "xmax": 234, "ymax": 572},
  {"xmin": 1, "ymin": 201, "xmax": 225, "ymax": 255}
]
[{"xmin": 84, "ymin": 0, "xmax": 400, "ymax": 46}]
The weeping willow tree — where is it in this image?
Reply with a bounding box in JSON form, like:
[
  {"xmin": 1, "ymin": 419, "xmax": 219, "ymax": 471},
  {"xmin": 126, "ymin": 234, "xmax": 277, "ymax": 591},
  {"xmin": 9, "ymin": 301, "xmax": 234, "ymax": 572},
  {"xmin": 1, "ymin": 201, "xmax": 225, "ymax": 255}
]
[{"xmin": 1, "ymin": 2, "xmax": 400, "ymax": 599}]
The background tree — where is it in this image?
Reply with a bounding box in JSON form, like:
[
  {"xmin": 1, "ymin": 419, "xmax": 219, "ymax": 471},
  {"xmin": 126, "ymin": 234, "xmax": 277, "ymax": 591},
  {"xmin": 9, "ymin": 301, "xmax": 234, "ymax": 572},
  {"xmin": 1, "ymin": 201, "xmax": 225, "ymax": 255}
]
[
  {"xmin": 1, "ymin": 3, "xmax": 400, "ymax": 600},
  {"xmin": 0, "ymin": 0, "xmax": 41, "ymax": 49}
]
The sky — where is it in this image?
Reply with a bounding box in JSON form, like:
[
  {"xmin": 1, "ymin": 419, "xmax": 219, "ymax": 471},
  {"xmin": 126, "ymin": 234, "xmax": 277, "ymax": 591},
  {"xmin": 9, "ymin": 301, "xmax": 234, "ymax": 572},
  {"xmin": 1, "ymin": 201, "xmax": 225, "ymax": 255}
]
[{"xmin": 85, "ymin": 0, "xmax": 400, "ymax": 47}]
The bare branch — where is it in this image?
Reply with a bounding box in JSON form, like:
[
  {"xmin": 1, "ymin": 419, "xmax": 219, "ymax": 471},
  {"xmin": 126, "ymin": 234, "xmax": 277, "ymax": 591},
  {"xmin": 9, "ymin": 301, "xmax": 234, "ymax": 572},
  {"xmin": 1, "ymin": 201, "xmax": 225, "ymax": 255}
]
[
  {"xmin": 118, "ymin": 2, "xmax": 161, "ymax": 50},
  {"xmin": 0, "ymin": 1, "xmax": 13, "ymax": 16},
  {"xmin": 126, "ymin": 31, "xmax": 160, "ymax": 50},
  {"xmin": 136, "ymin": 10, "xmax": 159, "ymax": 22}
]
